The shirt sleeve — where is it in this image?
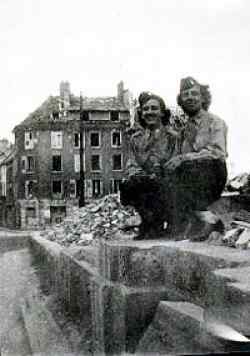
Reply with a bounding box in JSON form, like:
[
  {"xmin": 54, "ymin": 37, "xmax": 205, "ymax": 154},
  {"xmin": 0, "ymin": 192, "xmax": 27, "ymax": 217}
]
[
  {"xmin": 125, "ymin": 136, "xmax": 145, "ymax": 177},
  {"xmin": 198, "ymin": 118, "xmax": 228, "ymax": 159}
]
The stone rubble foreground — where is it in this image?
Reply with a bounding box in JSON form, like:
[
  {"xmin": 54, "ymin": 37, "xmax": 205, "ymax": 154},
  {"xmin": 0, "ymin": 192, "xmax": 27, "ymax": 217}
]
[
  {"xmin": 40, "ymin": 194, "xmax": 141, "ymax": 246},
  {"xmin": 39, "ymin": 193, "xmax": 250, "ymax": 249}
]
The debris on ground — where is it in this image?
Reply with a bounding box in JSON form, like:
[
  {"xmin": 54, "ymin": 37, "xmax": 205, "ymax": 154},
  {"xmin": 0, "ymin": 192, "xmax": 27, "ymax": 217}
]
[
  {"xmin": 222, "ymin": 227, "xmax": 244, "ymax": 247},
  {"xmin": 226, "ymin": 172, "xmax": 250, "ymax": 193},
  {"xmin": 39, "ymin": 192, "xmax": 250, "ymax": 250},
  {"xmin": 40, "ymin": 194, "xmax": 141, "ymax": 247},
  {"xmin": 235, "ymin": 229, "xmax": 250, "ymax": 249}
]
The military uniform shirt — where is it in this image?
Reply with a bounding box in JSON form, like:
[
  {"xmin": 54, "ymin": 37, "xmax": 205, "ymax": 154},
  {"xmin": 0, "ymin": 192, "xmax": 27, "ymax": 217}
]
[
  {"xmin": 181, "ymin": 109, "xmax": 228, "ymax": 160},
  {"xmin": 126, "ymin": 126, "xmax": 178, "ymax": 177}
]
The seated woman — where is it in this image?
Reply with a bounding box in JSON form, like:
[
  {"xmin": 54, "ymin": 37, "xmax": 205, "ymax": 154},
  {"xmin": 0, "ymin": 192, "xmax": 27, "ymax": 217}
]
[
  {"xmin": 121, "ymin": 78, "xmax": 227, "ymax": 241},
  {"xmin": 162, "ymin": 77, "xmax": 228, "ymax": 240},
  {"xmin": 120, "ymin": 92, "xmax": 178, "ymax": 239}
]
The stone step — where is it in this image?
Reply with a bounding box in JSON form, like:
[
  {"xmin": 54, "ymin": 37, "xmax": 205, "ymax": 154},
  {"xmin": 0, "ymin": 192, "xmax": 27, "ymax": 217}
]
[
  {"xmin": 21, "ymin": 293, "xmax": 78, "ymax": 356},
  {"xmin": 136, "ymin": 301, "xmax": 226, "ymax": 355}
]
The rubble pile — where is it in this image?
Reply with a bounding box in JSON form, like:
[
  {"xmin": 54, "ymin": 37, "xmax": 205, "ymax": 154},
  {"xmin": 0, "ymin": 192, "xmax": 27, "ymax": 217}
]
[
  {"xmin": 222, "ymin": 226, "xmax": 250, "ymax": 249},
  {"xmin": 226, "ymin": 172, "xmax": 250, "ymax": 193},
  {"xmin": 40, "ymin": 191, "xmax": 250, "ymax": 249},
  {"xmin": 219, "ymin": 210, "xmax": 250, "ymax": 249},
  {"xmin": 40, "ymin": 194, "xmax": 141, "ymax": 247}
]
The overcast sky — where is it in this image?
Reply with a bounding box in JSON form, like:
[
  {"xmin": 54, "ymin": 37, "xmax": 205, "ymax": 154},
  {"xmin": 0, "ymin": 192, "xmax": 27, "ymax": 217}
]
[{"xmin": 0, "ymin": 0, "xmax": 249, "ymax": 176}]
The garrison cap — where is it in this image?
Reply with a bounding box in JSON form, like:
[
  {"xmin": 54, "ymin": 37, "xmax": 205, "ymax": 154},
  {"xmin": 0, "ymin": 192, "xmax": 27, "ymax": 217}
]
[{"xmin": 180, "ymin": 77, "xmax": 199, "ymax": 91}]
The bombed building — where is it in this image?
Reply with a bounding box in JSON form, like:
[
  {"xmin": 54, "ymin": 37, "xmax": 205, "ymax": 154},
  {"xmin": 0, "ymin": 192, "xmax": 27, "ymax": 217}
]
[{"xmin": 11, "ymin": 81, "xmax": 132, "ymax": 229}]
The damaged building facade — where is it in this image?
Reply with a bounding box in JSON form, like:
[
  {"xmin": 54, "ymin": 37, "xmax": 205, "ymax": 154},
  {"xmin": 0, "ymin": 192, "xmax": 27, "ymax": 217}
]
[
  {"xmin": 11, "ymin": 81, "xmax": 131, "ymax": 229},
  {"xmin": 0, "ymin": 140, "xmax": 17, "ymax": 228}
]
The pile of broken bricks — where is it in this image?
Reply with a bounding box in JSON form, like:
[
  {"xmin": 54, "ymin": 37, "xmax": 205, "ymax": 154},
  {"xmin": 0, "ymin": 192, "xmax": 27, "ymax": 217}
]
[
  {"xmin": 222, "ymin": 211, "xmax": 250, "ymax": 249},
  {"xmin": 40, "ymin": 194, "xmax": 141, "ymax": 246},
  {"xmin": 40, "ymin": 193, "xmax": 250, "ymax": 250}
]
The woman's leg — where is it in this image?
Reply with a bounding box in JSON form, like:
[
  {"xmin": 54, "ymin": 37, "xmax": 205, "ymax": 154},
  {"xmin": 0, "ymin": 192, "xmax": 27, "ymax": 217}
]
[
  {"xmin": 163, "ymin": 157, "xmax": 227, "ymax": 237},
  {"xmin": 120, "ymin": 176, "xmax": 166, "ymax": 239}
]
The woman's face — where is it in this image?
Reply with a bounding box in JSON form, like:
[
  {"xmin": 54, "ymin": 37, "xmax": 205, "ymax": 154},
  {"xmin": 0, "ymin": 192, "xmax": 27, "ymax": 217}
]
[
  {"xmin": 180, "ymin": 84, "xmax": 202, "ymax": 115},
  {"xmin": 142, "ymin": 98, "xmax": 164, "ymax": 129}
]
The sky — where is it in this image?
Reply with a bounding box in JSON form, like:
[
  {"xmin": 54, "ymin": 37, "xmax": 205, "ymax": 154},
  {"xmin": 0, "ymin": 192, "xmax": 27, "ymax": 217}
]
[{"xmin": 0, "ymin": 0, "xmax": 249, "ymax": 177}]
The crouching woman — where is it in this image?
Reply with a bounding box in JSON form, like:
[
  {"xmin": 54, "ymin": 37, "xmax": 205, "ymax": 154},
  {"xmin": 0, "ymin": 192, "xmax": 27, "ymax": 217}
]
[{"xmin": 120, "ymin": 92, "xmax": 178, "ymax": 239}]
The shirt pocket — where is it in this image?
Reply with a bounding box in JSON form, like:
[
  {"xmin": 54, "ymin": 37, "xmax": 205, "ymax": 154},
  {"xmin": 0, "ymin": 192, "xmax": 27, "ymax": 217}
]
[{"xmin": 193, "ymin": 126, "xmax": 210, "ymax": 151}]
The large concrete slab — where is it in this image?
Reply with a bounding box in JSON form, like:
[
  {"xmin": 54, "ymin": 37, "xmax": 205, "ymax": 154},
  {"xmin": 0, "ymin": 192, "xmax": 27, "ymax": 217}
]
[
  {"xmin": 98, "ymin": 239, "xmax": 250, "ymax": 308},
  {"xmin": 137, "ymin": 301, "xmax": 225, "ymax": 355},
  {"xmin": 99, "ymin": 239, "xmax": 250, "ymax": 285}
]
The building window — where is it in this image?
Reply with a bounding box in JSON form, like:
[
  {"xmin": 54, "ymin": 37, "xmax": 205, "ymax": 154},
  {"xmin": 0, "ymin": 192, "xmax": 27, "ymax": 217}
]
[
  {"xmin": 110, "ymin": 179, "xmax": 122, "ymax": 194},
  {"xmin": 69, "ymin": 179, "xmax": 76, "ymax": 198},
  {"xmin": 27, "ymin": 181, "xmax": 33, "ymax": 197},
  {"xmin": 111, "ymin": 130, "xmax": 122, "ymax": 147},
  {"xmin": 74, "ymin": 154, "xmax": 80, "ymax": 172},
  {"xmin": 85, "ymin": 179, "xmax": 92, "ymax": 198},
  {"xmin": 25, "ymin": 180, "xmax": 36, "ymax": 198},
  {"xmin": 21, "ymin": 156, "xmax": 27, "ymax": 171},
  {"xmin": 112, "ymin": 154, "xmax": 122, "ymax": 171},
  {"xmin": 25, "ymin": 131, "xmax": 35, "ymax": 149},
  {"xmin": 51, "ymin": 111, "xmax": 59, "ymax": 120},
  {"xmin": 74, "ymin": 154, "xmax": 85, "ymax": 172},
  {"xmin": 27, "ymin": 156, "xmax": 35, "ymax": 172},
  {"xmin": 81, "ymin": 111, "xmax": 89, "ymax": 121},
  {"xmin": 90, "ymin": 131, "xmax": 100, "ymax": 148},
  {"xmin": 110, "ymin": 111, "xmax": 119, "ymax": 121},
  {"xmin": 0, "ymin": 166, "xmax": 6, "ymax": 196},
  {"xmin": 91, "ymin": 155, "xmax": 101, "ymax": 171},
  {"xmin": 26, "ymin": 207, "xmax": 36, "ymax": 218},
  {"xmin": 51, "ymin": 131, "xmax": 63, "ymax": 149},
  {"xmin": 8, "ymin": 183, "xmax": 13, "ymax": 197},
  {"xmin": 74, "ymin": 133, "xmax": 80, "ymax": 148},
  {"xmin": 52, "ymin": 180, "xmax": 62, "ymax": 195},
  {"xmin": 74, "ymin": 132, "xmax": 85, "ymax": 148},
  {"xmin": 52, "ymin": 155, "xmax": 62, "ymax": 171},
  {"xmin": 90, "ymin": 112, "xmax": 110, "ymax": 120},
  {"xmin": 92, "ymin": 179, "xmax": 102, "ymax": 197}
]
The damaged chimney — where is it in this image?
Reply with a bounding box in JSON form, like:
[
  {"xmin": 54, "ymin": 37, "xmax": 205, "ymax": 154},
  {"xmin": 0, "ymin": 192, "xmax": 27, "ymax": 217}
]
[
  {"xmin": 117, "ymin": 80, "xmax": 124, "ymax": 103},
  {"xmin": 60, "ymin": 81, "xmax": 71, "ymax": 109}
]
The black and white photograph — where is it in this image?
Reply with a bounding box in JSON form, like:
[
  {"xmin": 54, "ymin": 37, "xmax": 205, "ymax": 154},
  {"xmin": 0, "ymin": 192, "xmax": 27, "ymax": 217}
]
[{"xmin": 0, "ymin": 0, "xmax": 250, "ymax": 355}]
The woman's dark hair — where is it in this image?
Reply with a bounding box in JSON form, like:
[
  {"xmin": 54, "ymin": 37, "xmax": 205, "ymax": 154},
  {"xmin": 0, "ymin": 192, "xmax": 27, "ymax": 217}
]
[
  {"xmin": 177, "ymin": 83, "xmax": 212, "ymax": 111},
  {"xmin": 136, "ymin": 92, "xmax": 171, "ymax": 128}
]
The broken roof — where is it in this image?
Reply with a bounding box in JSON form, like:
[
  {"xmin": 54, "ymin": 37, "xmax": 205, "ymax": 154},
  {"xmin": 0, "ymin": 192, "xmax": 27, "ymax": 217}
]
[
  {"xmin": 14, "ymin": 94, "xmax": 129, "ymax": 131},
  {"xmin": 0, "ymin": 147, "xmax": 16, "ymax": 165}
]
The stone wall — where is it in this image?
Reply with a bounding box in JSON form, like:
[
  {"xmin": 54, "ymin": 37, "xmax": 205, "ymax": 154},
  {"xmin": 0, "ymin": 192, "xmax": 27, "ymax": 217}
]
[{"xmin": 28, "ymin": 234, "xmax": 250, "ymax": 355}]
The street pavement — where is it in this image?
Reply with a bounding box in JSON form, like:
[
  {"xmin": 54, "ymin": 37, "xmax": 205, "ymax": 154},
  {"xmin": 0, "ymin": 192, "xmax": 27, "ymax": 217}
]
[{"xmin": 0, "ymin": 231, "xmax": 37, "ymax": 355}]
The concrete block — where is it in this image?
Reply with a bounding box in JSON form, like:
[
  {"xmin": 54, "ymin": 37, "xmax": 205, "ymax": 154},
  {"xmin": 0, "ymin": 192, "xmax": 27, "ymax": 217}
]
[
  {"xmin": 204, "ymin": 303, "xmax": 250, "ymax": 340},
  {"xmin": 28, "ymin": 233, "xmax": 250, "ymax": 355},
  {"xmin": 60, "ymin": 251, "xmax": 96, "ymax": 325},
  {"xmin": 137, "ymin": 301, "xmax": 225, "ymax": 355},
  {"xmin": 235, "ymin": 229, "xmax": 250, "ymax": 249},
  {"xmin": 21, "ymin": 293, "xmax": 76, "ymax": 356},
  {"xmin": 98, "ymin": 239, "xmax": 250, "ymax": 308},
  {"xmin": 90, "ymin": 279, "xmax": 127, "ymax": 355},
  {"xmin": 29, "ymin": 233, "xmax": 63, "ymax": 295},
  {"xmin": 214, "ymin": 266, "xmax": 250, "ymax": 297},
  {"xmin": 98, "ymin": 239, "xmax": 250, "ymax": 286}
]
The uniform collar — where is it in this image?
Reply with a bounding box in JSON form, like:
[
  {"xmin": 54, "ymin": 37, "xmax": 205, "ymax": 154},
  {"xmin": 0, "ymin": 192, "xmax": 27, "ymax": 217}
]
[{"xmin": 189, "ymin": 109, "xmax": 205, "ymax": 125}]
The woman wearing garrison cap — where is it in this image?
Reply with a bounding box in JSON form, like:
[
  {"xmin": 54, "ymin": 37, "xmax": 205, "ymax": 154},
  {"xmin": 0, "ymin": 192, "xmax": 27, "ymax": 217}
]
[{"xmin": 163, "ymin": 76, "xmax": 228, "ymax": 240}]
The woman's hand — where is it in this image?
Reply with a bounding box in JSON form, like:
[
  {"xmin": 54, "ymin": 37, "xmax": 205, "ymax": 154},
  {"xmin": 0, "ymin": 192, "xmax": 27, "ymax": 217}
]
[{"xmin": 163, "ymin": 156, "xmax": 183, "ymax": 172}]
